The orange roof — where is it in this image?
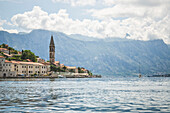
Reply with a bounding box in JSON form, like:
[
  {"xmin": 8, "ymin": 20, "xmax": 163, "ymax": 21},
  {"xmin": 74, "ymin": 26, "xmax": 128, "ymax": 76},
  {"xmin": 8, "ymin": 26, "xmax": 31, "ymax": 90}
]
[
  {"xmin": 54, "ymin": 61, "xmax": 60, "ymax": 64},
  {"xmin": 42, "ymin": 62, "xmax": 50, "ymax": 65},
  {"xmin": 66, "ymin": 66, "xmax": 77, "ymax": 69},
  {"xmin": 11, "ymin": 61, "xmax": 44, "ymax": 65},
  {"xmin": 0, "ymin": 56, "xmax": 5, "ymax": 58},
  {"xmin": 26, "ymin": 59, "xmax": 32, "ymax": 62},
  {"xmin": 60, "ymin": 64, "xmax": 64, "ymax": 67},
  {"xmin": 0, "ymin": 48, "xmax": 8, "ymax": 51},
  {"xmin": 18, "ymin": 52, "xmax": 22, "ymax": 54},
  {"xmin": 81, "ymin": 68, "xmax": 87, "ymax": 71},
  {"xmin": 5, "ymin": 60, "xmax": 11, "ymax": 63},
  {"xmin": 3, "ymin": 53, "xmax": 12, "ymax": 57}
]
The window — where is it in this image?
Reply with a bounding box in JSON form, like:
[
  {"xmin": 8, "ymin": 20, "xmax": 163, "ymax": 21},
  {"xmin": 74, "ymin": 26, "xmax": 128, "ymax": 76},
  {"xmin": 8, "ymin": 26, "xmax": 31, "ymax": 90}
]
[
  {"xmin": 9, "ymin": 64, "xmax": 10, "ymax": 66},
  {"xmin": 6, "ymin": 64, "xmax": 8, "ymax": 66}
]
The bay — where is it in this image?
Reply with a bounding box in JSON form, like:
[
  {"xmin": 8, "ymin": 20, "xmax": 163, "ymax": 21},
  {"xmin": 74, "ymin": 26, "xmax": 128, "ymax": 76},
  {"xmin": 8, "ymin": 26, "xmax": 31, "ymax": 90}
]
[{"xmin": 0, "ymin": 77, "xmax": 170, "ymax": 112}]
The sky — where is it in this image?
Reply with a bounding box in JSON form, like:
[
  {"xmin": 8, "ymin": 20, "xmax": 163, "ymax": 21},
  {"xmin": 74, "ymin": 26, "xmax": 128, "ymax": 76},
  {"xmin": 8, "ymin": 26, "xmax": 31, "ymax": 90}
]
[{"xmin": 0, "ymin": 0, "xmax": 170, "ymax": 44}]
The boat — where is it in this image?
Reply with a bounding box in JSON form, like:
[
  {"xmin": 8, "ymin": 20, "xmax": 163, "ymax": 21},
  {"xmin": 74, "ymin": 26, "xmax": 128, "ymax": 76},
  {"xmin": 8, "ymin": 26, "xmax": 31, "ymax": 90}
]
[
  {"xmin": 58, "ymin": 75, "xmax": 64, "ymax": 78},
  {"xmin": 138, "ymin": 63, "xmax": 142, "ymax": 78}
]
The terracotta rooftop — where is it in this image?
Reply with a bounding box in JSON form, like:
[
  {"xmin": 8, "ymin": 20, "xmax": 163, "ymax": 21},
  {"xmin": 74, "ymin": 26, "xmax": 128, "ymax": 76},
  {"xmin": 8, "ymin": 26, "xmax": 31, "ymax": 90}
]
[
  {"xmin": 60, "ymin": 64, "xmax": 64, "ymax": 67},
  {"xmin": 5, "ymin": 60, "xmax": 11, "ymax": 63},
  {"xmin": 66, "ymin": 66, "xmax": 77, "ymax": 69},
  {"xmin": 0, "ymin": 56, "xmax": 5, "ymax": 58},
  {"xmin": 26, "ymin": 59, "xmax": 32, "ymax": 62},
  {"xmin": 11, "ymin": 61, "xmax": 44, "ymax": 65},
  {"xmin": 0, "ymin": 48, "xmax": 8, "ymax": 51},
  {"xmin": 54, "ymin": 61, "xmax": 60, "ymax": 64},
  {"xmin": 42, "ymin": 62, "xmax": 50, "ymax": 65},
  {"xmin": 3, "ymin": 53, "xmax": 12, "ymax": 57}
]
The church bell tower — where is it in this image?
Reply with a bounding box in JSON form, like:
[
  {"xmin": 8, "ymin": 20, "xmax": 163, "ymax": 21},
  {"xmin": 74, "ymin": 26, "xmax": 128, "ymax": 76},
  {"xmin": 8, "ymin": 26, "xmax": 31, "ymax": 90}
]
[{"xmin": 49, "ymin": 35, "xmax": 55, "ymax": 64}]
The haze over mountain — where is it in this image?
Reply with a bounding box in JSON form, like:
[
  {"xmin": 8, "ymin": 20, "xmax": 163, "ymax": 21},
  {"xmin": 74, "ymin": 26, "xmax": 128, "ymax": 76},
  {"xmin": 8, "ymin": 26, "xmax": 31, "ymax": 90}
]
[{"xmin": 0, "ymin": 29, "xmax": 170, "ymax": 75}]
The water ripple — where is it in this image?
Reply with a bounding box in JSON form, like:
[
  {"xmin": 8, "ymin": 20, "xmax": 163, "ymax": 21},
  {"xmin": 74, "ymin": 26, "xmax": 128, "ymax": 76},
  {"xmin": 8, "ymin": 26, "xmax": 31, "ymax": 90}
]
[{"xmin": 0, "ymin": 77, "xmax": 170, "ymax": 112}]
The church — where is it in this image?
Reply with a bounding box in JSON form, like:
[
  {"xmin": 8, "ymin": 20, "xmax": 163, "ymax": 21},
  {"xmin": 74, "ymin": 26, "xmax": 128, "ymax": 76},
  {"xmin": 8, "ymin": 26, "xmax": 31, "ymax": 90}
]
[{"xmin": 49, "ymin": 35, "xmax": 79, "ymax": 73}]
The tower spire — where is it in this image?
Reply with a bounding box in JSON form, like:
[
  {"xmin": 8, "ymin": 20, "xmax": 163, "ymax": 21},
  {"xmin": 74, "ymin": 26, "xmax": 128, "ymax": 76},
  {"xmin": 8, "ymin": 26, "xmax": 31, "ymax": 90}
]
[
  {"xmin": 49, "ymin": 35, "xmax": 55, "ymax": 64},
  {"xmin": 50, "ymin": 35, "xmax": 55, "ymax": 46}
]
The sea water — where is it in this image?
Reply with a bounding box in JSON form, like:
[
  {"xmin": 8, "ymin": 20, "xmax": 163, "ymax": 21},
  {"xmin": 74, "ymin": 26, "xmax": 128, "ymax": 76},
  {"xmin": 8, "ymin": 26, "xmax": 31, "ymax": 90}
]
[{"xmin": 0, "ymin": 77, "xmax": 170, "ymax": 112}]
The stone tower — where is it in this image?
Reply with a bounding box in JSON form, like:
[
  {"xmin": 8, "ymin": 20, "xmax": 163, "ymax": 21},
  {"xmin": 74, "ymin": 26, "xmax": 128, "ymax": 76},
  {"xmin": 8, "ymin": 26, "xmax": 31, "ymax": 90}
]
[{"xmin": 49, "ymin": 35, "xmax": 55, "ymax": 64}]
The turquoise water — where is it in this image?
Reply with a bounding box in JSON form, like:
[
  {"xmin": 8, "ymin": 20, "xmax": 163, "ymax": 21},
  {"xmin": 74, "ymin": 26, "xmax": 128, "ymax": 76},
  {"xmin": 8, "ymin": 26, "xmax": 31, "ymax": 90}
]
[{"xmin": 0, "ymin": 77, "xmax": 170, "ymax": 112}]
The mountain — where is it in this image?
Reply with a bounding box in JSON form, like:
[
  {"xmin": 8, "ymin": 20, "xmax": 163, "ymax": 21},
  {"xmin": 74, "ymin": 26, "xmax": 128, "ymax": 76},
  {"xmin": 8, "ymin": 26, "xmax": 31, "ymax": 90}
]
[{"xmin": 0, "ymin": 29, "xmax": 170, "ymax": 75}]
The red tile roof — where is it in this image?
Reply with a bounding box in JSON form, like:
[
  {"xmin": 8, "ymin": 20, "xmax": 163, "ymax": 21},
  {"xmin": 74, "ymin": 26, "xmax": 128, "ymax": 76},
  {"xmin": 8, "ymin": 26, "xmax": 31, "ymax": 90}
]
[
  {"xmin": 26, "ymin": 59, "xmax": 32, "ymax": 62},
  {"xmin": 3, "ymin": 53, "xmax": 12, "ymax": 57},
  {"xmin": 11, "ymin": 61, "xmax": 44, "ymax": 65},
  {"xmin": 5, "ymin": 60, "xmax": 11, "ymax": 63},
  {"xmin": 66, "ymin": 66, "xmax": 77, "ymax": 69},
  {"xmin": 0, "ymin": 48, "xmax": 8, "ymax": 51},
  {"xmin": 0, "ymin": 56, "xmax": 5, "ymax": 58}
]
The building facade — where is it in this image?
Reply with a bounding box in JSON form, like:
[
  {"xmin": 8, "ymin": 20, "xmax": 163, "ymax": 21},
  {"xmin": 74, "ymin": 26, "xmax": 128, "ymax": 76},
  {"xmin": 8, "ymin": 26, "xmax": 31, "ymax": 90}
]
[
  {"xmin": 0, "ymin": 56, "xmax": 16, "ymax": 77},
  {"xmin": 11, "ymin": 61, "xmax": 49, "ymax": 76},
  {"xmin": 49, "ymin": 35, "xmax": 55, "ymax": 64}
]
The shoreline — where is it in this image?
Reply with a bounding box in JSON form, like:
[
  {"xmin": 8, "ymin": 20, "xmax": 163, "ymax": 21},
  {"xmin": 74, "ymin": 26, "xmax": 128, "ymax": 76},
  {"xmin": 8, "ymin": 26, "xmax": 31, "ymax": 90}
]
[{"xmin": 0, "ymin": 75, "xmax": 102, "ymax": 79}]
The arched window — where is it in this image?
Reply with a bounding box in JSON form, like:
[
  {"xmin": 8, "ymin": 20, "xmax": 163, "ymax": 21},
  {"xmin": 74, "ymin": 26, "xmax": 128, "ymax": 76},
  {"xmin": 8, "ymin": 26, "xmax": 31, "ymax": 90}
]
[{"xmin": 3, "ymin": 73, "xmax": 6, "ymax": 78}]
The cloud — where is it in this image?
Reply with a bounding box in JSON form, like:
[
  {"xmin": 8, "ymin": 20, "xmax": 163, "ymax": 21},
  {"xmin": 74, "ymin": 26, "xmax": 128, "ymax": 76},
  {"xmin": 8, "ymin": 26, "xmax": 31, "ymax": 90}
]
[
  {"xmin": 52, "ymin": 0, "xmax": 96, "ymax": 6},
  {"xmin": 87, "ymin": 0, "xmax": 170, "ymax": 43},
  {"xmin": 11, "ymin": 6, "xmax": 170, "ymax": 44},
  {"xmin": 0, "ymin": 18, "xmax": 18, "ymax": 33},
  {"xmin": 103, "ymin": 0, "xmax": 170, "ymax": 7},
  {"xmin": 90, "ymin": 0, "xmax": 170, "ymax": 20},
  {"xmin": 0, "ymin": 27, "xmax": 18, "ymax": 33}
]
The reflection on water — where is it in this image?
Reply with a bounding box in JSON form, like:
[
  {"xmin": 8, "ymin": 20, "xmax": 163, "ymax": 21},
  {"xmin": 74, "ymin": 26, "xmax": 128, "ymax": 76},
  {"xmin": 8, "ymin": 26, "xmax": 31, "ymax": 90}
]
[{"xmin": 0, "ymin": 77, "xmax": 170, "ymax": 112}]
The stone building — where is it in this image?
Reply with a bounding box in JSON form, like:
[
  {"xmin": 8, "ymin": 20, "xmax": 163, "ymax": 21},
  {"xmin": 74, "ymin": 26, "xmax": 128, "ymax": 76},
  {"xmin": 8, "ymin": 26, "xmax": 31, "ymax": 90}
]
[
  {"xmin": 10, "ymin": 61, "xmax": 49, "ymax": 76},
  {"xmin": 0, "ymin": 56, "xmax": 16, "ymax": 77},
  {"xmin": 49, "ymin": 35, "xmax": 55, "ymax": 64}
]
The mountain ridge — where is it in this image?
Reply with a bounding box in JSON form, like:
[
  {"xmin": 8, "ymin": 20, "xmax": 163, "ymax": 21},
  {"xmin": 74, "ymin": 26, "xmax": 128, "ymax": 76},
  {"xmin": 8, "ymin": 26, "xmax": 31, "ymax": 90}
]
[{"xmin": 0, "ymin": 29, "xmax": 169, "ymax": 75}]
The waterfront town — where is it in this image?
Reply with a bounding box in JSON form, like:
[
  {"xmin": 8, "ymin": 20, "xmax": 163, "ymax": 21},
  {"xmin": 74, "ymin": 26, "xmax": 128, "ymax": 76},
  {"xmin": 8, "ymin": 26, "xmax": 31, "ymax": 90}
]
[{"xmin": 0, "ymin": 36, "xmax": 101, "ymax": 78}]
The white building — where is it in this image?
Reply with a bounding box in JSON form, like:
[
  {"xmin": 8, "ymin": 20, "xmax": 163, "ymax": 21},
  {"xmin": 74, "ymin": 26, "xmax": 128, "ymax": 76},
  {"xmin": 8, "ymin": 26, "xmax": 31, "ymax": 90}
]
[
  {"xmin": 0, "ymin": 56, "xmax": 16, "ymax": 77},
  {"xmin": 11, "ymin": 61, "xmax": 49, "ymax": 76}
]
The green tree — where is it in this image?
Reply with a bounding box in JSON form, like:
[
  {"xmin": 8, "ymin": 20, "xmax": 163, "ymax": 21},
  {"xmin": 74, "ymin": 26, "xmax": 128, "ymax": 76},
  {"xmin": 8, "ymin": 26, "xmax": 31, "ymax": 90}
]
[
  {"xmin": 21, "ymin": 50, "xmax": 37, "ymax": 62},
  {"xmin": 50, "ymin": 65, "xmax": 57, "ymax": 72},
  {"xmin": 2, "ymin": 43, "xmax": 5, "ymax": 48},
  {"xmin": 69, "ymin": 69, "xmax": 75, "ymax": 73},
  {"xmin": 63, "ymin": 66, "xmax": 67, "ymax": 72},
  {"xmin": 8, "ymin": 47, "xmax": 14, "ymax": 55},
  {"xmin": 78, "ymin": 67, "xmax": 84, "ymax": 73}
]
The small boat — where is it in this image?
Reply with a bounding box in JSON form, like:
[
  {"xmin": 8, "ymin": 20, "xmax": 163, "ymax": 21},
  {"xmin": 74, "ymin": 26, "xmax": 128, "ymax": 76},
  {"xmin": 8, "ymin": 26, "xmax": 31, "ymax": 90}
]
[
  {"xmin": 138, "ymin": 63, "xmax": 142, "ymax": 78},
  {"xmin": 58, "ymin": 75, "xmax": 64, "ymax": 78}
]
